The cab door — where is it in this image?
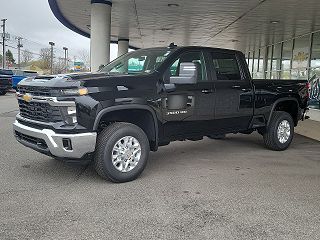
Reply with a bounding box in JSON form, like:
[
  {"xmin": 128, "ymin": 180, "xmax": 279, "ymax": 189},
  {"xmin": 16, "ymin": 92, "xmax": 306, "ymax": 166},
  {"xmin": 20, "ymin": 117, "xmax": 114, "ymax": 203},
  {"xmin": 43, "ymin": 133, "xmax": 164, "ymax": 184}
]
[
  {"xmin": 209, "ymin": 51, "xmax": 254, "ymax": 132},
  {"xmin": 161, "ymin": 50, "xmax": 215, "ymax": 139}
]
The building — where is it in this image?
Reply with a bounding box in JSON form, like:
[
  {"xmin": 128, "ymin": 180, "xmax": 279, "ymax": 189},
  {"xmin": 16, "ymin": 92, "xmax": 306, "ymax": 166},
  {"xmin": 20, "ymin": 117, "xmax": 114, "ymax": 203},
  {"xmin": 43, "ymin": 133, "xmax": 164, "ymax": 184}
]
[{"xmin": 48, "ymin": 0, "xmax": 320, "ymax": 116}]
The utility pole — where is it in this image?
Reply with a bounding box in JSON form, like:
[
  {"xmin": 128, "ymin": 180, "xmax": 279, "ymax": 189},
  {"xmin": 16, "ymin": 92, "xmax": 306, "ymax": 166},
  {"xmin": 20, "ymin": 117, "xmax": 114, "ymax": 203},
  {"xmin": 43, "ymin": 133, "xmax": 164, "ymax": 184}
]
[
  {"xmin": 49, "ymin": 41, "xmax": 55, "ymax": 74},
  {"xmin": 63, "ymin": 47, "xmax": 68, "ymax": 73},
  {"xmin": 1, "ymin": 19, "xmax": 7, "ymax": 69},
  {"xmin": 16, "ymin": 37, "xmax": 23, "ymax": 69}
]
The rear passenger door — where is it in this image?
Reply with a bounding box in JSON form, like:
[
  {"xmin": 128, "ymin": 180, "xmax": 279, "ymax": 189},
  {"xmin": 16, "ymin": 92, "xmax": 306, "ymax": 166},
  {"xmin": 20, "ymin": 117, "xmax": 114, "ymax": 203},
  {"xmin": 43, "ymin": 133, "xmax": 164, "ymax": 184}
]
[{"xmin": 210, "ymin": 51, "xmax": 254, "ymax": 132}]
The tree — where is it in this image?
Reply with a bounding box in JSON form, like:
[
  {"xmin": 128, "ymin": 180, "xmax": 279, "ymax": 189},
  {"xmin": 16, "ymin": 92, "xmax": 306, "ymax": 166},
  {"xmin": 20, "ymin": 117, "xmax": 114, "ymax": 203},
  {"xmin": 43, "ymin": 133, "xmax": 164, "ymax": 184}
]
[
  {"xmin": 77, "ymin": 49, "xmax": 90, "ymax": 70},
  {"xmin": 6, "ymin": 49, "xmax": 15, "ymax": 64},
  {"xmin": 22, "ymin": 49, "xmax": 33, "ymax": 65},
  {"xmin": 53, "ymin": 57, "xmax": 66, "ymax": 74},
  {"xmin": 38, "ymin": 48, "xmax": 52, "ymax": 70}
]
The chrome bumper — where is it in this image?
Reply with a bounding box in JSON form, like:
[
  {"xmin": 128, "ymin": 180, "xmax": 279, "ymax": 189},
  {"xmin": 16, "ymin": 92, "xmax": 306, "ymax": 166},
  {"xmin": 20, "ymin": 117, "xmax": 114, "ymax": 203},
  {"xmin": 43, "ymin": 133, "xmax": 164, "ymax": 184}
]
[{"xmin": 13, "ymin": 120, "xmax": 97, "ymax": 159}]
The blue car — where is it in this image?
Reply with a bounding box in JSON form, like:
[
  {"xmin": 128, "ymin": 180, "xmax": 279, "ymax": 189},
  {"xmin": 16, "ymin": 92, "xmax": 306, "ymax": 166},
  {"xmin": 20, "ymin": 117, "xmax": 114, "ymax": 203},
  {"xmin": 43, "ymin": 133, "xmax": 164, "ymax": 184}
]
[{"xmin": 12, "ymin": 70, "xmax": 38, "ymax": 89}]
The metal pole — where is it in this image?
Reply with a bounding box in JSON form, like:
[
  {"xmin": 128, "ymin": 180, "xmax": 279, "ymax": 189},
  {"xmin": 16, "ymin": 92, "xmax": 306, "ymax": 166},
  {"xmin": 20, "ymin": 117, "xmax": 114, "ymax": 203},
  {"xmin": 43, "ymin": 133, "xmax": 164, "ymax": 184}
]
[
  {"xmin": 17, "ymin": 37, "xmax": 23, "ymax": 69},
  {"xmin": 63, "ymin": 47, "xmax": 68, "ymax": 73},
  {"xmin": 49, "ymin": 41, "xmax": 55, "ymax": 74},
  {"xmin": 1, "ymin": 19, "xmax": 7, "ymax": 69}
]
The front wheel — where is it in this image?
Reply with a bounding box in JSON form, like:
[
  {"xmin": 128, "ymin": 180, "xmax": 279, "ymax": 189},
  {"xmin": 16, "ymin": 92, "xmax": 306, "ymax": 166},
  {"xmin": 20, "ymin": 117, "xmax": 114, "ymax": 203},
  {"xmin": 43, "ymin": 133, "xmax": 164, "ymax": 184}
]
[
  {"xmin": 94, "ymin": 122, "xmax": 150, "ymax": 183},
  {"xmin": 263, "ymin": 111, "xmax": 294, "ymax": 151}
]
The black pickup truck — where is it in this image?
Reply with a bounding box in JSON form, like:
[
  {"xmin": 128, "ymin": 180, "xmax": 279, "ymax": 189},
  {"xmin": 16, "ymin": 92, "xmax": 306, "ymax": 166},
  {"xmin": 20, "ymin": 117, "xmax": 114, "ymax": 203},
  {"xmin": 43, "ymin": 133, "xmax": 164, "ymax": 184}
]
[
  {"xmin": 0, "ymin": 69, "xmax": 13, "ymax": 95},
  {"xmin": 13, "ymin": 45, "xmax": 309, "ymax": 182}
]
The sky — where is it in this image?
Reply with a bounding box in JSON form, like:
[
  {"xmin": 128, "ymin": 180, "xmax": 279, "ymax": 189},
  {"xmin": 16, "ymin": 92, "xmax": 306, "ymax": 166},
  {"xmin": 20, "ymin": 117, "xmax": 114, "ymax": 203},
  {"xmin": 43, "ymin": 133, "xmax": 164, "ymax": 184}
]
[{"xmin": 0, "ymin": 0, "xmax": 118, "ymax": 63}]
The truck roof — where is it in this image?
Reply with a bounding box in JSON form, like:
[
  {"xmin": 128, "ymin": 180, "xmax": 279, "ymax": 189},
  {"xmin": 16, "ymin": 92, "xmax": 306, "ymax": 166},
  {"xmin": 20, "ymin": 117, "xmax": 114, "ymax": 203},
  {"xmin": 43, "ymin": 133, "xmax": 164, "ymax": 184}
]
[{"xmin": 138, "ymin": 46, "xmax": 243, "ymax": 55}]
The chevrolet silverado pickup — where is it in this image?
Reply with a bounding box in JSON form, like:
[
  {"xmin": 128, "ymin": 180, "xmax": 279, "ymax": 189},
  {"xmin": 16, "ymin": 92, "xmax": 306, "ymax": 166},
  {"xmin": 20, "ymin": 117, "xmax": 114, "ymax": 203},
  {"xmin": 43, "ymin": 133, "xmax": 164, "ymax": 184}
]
[{"xmin": 13, "ymin": 45, "xmax": 309, "ymax": 182}]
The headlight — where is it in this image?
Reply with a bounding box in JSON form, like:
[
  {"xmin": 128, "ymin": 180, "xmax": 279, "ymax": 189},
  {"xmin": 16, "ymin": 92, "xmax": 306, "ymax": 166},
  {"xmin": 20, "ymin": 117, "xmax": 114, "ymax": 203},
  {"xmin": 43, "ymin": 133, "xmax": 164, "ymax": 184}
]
[
  {"xmin": 67, "ymin": 106, "xmax": 77, "ymax": 115},
  {"xmin": 61, "ymin": 106, "xmax": 77, "ymax": 125},
  {"xmin": 58, "ymin": 87, "xmax": 88, "ymax": 96}
]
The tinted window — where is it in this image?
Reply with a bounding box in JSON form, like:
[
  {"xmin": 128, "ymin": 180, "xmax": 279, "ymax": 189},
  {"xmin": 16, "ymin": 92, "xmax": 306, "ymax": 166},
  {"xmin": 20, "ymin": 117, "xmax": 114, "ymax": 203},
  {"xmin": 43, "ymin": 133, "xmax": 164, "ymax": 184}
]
[
  {"xmin": 211, "ymin": 53, "xmax": 241, "ymax": 80},
  {"xmin": 0, "ymin": 69, "xmax": 13, "ymax": 75},
  {"xmin": 168, "ymin": 51, "xmax": 207, "ymax": 82}
]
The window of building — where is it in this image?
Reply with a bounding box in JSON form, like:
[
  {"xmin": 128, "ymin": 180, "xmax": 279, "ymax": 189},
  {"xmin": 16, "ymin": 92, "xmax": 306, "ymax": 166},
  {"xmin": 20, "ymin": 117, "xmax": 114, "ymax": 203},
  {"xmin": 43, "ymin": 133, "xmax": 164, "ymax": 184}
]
[
  {"xmin": 255, "ymin": 48, "xmax": 265, "ymax": 79},
  {"xmin": 253, "ymin": 50, "xmax": 259, "ymax": 72},
  {"xmin": 271, "ymin": 43, "xmax": 282, "ymax": 79},
  {"xmin": 248, "ymin": 51, "xmax": 253, "ymax": 76},
  {"xmin": 281, "ymin": 40, "xmax": 293, "ymax": 79},
  {"xmin": 310, "ymin": 32, "xmax": 320, "ymax": 69},
  {"xmin": 309, "ymin": 32, "xmax": 320, "ymax": 109},
  {"xmin": 292, "ymin": 35, "xmax": 310, "ymax": 80},
  {"xmin": 211, "ymin": 52, "xmax": 241, "ymax": 80},
  {"xmin": 266, "ymin": 45, "xmax": 273, "ymax": 79}
]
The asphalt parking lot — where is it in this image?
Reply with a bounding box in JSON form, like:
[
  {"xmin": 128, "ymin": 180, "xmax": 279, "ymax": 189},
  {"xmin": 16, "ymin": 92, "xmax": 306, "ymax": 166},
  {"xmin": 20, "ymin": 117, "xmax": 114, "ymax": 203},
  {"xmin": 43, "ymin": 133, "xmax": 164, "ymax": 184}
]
[{"xmin": 1, "ymin": 93, "xmax": 320, "ymax": 240}]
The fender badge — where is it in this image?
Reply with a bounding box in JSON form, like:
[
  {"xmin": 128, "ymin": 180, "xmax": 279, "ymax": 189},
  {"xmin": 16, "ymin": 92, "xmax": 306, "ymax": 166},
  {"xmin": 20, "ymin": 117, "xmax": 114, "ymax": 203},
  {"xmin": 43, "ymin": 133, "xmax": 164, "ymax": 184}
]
[
  {"xmin": 166, "ymin": 110, "xmax": 188, "ymax": 115},
  {"xmin": 23, "ymin": 93, "xmax": 33, "ymax": 103}
]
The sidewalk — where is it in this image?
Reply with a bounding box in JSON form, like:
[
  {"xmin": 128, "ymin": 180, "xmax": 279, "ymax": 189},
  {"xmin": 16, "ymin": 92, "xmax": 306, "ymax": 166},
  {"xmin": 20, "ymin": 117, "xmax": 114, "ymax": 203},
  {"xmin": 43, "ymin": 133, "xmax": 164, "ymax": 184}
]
[{"xmin": 296, "ymin": 119, "xmax": 320, "ymax": 141}]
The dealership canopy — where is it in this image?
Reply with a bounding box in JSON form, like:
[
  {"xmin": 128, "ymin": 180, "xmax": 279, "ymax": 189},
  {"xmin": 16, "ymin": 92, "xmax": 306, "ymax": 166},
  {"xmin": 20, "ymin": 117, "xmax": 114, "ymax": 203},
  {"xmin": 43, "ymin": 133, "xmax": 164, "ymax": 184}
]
[{"xmin": 49, "ymin": 0, "xmax": 320, "ymax": 70}]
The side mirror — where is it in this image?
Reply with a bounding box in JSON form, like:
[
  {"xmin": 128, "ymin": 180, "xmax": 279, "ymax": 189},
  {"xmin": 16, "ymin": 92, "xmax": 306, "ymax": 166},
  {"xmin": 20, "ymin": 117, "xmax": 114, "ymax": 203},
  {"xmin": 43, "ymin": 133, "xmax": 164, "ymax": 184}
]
[{"xmin": 170, "ymin": 62, "xmax": 198, "ymax": 84}]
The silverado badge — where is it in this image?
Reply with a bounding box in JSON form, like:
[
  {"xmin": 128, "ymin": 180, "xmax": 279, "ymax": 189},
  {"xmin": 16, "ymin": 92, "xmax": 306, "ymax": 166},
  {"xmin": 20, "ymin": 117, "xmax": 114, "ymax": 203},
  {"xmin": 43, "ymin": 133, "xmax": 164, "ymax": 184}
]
[{"xmin": 22, "ymin": 93, "xmax": 33, "ymax": 103}]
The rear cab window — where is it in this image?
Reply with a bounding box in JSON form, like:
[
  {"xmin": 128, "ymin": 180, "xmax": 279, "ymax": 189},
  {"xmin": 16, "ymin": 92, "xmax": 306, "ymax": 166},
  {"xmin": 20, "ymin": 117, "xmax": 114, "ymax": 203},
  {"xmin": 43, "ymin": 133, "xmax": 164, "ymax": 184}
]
[{"xmin": 211, "ymin": 52, "xmax": 242, "ymax": 80}]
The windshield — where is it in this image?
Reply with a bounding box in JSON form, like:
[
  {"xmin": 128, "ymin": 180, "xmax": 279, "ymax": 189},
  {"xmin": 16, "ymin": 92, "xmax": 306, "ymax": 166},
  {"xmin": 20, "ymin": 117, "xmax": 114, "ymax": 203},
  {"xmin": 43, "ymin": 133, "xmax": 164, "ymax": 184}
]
[{"xmin": 100, "ymin": 49, "xmax": 173, "ymax": 75}]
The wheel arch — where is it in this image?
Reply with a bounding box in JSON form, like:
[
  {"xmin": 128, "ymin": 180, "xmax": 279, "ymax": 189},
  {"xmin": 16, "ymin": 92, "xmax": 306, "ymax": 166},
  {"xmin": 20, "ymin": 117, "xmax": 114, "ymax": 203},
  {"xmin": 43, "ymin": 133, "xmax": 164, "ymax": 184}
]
[
  {"xmin": 267, "ymin": 97, "xmax": 300, "ymax": 127},
  {"xmin": 93, "ymin": 105, "xmax": 159, "ymax": 151}
]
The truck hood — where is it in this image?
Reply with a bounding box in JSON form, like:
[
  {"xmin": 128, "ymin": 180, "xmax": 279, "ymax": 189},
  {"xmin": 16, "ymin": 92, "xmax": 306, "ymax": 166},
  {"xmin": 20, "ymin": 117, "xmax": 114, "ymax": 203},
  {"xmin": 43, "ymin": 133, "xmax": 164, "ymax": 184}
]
[
  {"xmin": 18, "ymin": 72, "xmax": 103, "ymax": 88},
  {"xmin": 18, "ymin": 72, "xmax": 157, "ymax": 90}
]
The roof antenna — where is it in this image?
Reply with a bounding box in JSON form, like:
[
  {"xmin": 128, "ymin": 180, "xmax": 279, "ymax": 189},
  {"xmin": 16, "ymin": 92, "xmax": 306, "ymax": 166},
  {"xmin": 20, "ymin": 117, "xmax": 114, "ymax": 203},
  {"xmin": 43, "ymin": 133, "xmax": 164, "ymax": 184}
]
[{"xmin": 168, "ymin": 42, "xmax": 177, "ymax": 49}]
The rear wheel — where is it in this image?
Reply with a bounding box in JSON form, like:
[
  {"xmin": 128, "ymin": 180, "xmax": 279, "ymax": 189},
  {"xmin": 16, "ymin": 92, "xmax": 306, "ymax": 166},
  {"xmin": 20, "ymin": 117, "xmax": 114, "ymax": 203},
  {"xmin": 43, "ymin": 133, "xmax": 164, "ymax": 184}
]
[
  {"xmin": 263, "ymin": 111, "xmax": 294, "ymax": 151},
  {"xmin": 0, "ymin": 90, "xmax": 7, "ymax": 95},
  {"xmin": 94, "ymin": 122, "xmax": 150, "ymax": 183}
]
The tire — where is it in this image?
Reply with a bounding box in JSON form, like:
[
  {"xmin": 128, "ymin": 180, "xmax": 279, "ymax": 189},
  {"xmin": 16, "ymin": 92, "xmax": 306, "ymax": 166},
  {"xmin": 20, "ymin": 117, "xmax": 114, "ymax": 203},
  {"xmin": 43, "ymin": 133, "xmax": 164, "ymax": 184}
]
[
  {"xmin": 263, "ymin": 111, "xmax": 294, "ymax": 151},
  {"xmin": 208, "ymin": 134, "xmax": 226, "ymax": 140},
  {"xmin": 94, "ymin": 122, "xmax": 150, "ymax": 183},
  {"xmin": 0, "ymin": 90, "xmax": 6, "ymax": 96}
]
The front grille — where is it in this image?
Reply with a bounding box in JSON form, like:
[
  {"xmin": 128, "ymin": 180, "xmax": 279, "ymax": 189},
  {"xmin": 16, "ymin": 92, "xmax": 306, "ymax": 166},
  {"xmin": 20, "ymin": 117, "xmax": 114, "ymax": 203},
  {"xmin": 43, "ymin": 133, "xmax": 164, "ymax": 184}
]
[
  {"xmin": 18, "ymin": 99, "xmax": 63, "ymax": 122},
  {"xmin": 15, "ymin": 131, "xmax": 48, "ymax": 149},
  {"xmin": 18, "ymin": 86, "xmax": 51, "ymax": 96}
]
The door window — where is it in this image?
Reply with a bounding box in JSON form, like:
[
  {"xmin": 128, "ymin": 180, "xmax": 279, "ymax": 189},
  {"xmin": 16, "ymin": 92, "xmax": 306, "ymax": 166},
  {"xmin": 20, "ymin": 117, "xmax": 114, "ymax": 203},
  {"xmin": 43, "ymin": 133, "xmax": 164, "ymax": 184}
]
[
  {"xmin": 168, "ymin": 51, "xmax": 208, "ymax": 82},
  {"xmin": 211, "ymin": 52, "xmax": 241, "ymax": 80}
]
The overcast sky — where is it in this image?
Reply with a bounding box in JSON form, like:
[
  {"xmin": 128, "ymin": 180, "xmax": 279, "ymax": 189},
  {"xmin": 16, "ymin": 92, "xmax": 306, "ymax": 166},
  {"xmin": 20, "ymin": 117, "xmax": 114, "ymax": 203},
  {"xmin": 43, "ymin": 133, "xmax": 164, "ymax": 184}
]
[{"xmin": 0, "ymin": 0, "xmax": 118, "ymax": 62}]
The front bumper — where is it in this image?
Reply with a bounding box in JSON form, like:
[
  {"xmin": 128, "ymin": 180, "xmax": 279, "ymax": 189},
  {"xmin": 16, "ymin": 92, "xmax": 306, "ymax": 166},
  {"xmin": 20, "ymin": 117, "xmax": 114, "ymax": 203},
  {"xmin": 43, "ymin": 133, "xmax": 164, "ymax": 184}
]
[{"xmin": 13, "ymin": 120, "xmax": 97, "ymax": 159}]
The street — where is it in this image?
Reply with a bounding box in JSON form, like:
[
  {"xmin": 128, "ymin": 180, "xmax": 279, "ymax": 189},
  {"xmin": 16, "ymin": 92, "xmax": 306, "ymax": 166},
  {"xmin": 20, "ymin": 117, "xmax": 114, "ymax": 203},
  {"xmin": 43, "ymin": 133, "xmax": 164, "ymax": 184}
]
[{"xmin": 0, "ymin": 93, "xmax": 320, "ymax": 240}]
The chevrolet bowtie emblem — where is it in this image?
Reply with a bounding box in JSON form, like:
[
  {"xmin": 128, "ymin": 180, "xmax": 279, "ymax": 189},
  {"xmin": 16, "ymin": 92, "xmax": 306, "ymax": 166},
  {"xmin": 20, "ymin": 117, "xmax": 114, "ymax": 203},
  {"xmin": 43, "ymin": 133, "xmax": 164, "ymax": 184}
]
[{"xmin": 22, "ymin": 93, "xmax": 33, "ymax": 103}]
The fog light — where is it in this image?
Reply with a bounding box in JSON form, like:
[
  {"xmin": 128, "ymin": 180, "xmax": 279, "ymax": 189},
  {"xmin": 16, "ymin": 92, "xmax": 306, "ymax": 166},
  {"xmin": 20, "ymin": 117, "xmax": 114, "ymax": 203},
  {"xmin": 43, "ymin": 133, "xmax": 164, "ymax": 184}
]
[{"xmin": 62, "ymin": 138, "xmax": 72, "ymax": 150}]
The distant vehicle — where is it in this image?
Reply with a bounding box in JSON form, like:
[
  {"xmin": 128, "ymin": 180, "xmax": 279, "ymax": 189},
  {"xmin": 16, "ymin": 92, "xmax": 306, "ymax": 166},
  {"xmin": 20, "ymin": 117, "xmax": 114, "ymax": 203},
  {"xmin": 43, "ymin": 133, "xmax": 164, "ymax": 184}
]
[
  {"xmin": 13, "ymin": 45, "xmax": 309, "ymax": 183},
  {"xmin": 0, "ymin": 69, "xmax": 13, "ymax": 95},
  {"xmin": 12, "ymin": 70, "xmax": 38, "ymax": 89}
]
